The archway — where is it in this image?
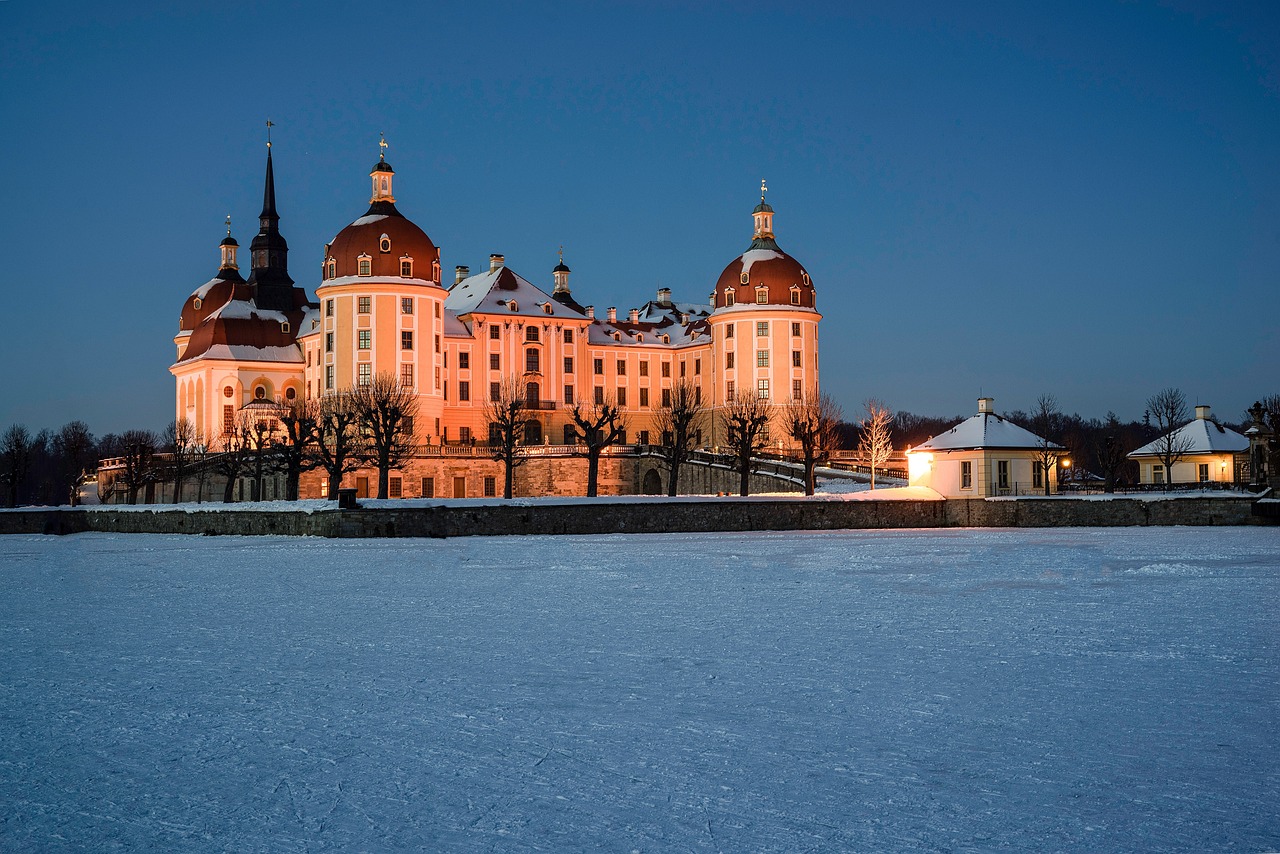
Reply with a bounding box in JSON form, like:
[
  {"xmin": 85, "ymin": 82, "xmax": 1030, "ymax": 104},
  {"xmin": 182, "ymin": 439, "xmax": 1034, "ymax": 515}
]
[{"xmin": 642, "ymin": 467, "xmax": 663, "ymax": 495}]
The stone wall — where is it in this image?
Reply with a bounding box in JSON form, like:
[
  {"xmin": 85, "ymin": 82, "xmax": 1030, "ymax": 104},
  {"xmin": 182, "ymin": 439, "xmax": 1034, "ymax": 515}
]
[{"xmin": 2, "ymin": 495, "xmax": 1268, "ymax": 538}]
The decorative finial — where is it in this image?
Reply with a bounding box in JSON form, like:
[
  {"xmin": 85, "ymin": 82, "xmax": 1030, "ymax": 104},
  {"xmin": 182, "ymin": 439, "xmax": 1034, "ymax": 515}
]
[
  {"xmin": 225, "ymin": 215, "xmax": 232, "ymax": 236},
  {"xmin": 266, "ymin": 119, "xmax": 274, "ymax": 148},
  {"xmin": 761, "ymin": 178, "xmax": 767, "ymax": 202},
  {"xmin": 558, "ymin": 244, "xmax": 564, "ymax": 264},
  {"xmin": 379, "ymin": 133, "xmax": 388, "ymax": 161}
]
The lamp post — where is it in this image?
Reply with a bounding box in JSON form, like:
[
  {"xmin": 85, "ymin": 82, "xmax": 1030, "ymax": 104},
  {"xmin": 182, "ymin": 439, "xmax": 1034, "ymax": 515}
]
[{"xmin": 1059, "ymin": 458, "xmax": 1071, "ymax": 493}]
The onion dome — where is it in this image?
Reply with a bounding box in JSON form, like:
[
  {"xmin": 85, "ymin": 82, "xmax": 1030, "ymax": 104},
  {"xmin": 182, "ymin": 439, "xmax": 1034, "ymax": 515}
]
[
  {"xmin": 713, "ymin": 184, "xmax": 815, "ymax": 309},
  {"xmin": 322, "ymin": 139, "xmax": 441, "ymax": 283}
]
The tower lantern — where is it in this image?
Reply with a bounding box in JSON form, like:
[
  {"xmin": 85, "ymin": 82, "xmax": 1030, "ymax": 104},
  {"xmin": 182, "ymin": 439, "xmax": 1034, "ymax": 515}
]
[{"xmin": 370, "ymin": 134, "xmax": 396, "ymax": 204}]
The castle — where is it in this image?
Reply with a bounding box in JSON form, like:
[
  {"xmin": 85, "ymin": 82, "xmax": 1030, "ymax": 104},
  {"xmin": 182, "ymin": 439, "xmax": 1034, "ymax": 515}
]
[{"xmin": 171, "ymin": 141, "xmax": 822, "ymax": 498}]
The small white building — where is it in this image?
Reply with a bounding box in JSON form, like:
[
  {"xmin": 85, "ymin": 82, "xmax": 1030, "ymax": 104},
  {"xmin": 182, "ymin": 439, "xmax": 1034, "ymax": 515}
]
[
  {"xmin": 907, "ymin": 398, "xmax": 1065, "ymax": 498},
  {"xmin": 1128, "ymin": 405, "xmax": 1248, "ymax": 485}
]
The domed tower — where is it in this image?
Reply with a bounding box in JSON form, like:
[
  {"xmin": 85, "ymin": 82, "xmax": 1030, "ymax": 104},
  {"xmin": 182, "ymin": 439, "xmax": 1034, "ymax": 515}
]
[
  {"xmin": 707, "ymin": 182, "xmax": 821, "ymax": 413},
  {"xmin": 309, "ymin": 138, "xmax": 446, "ymax": 441}
]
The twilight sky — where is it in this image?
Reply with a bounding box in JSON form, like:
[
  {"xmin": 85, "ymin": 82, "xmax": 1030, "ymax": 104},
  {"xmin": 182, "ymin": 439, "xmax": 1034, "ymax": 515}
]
[{"xmin": 1, "ymin": 1, "xmax": 1277, "ymax": 435}]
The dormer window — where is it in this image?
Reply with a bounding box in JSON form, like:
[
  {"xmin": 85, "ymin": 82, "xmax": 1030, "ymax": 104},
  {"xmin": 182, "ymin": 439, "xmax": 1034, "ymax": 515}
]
[
  {"xmin": 613, "ymin": 332, "xmax": 621, "ymax": 341},
  {"xmin": 724, "ymin": 288, "xmax": 735, "ymax": 306},
  {"xmin": 634, "ymin": 333, "xmax": 643, "ymax": 342},
  {"xmin": 379, "ymin": 235, "xmax": 391, "ymax": 253},
  {"xmin": 508, "ymin": 300, "xmax": 518, "ymax": 312},
  {"xmin": 790, "ymin": 285, "xmax": 801, "ymax": 305},
  {"xmin": 281, "ymin": 322, "xmax": 290, "ymax": 333},
  {"xmin": 326, "ymin": 260, "xmax": 336, "ymax": 279},
  {"xmin": 662, "ymin": 334, "xmax": 670, "ymax": 344},
  {"xmin": 801, "ymin": 271, "xmax": 810, "ymax": 286},
  {"xmin": 358, "ymin": 254, "xmax": 372, "ymax": 276},
  {"xmin": 400, "ymin": 256, "xmax": 413, "ymax": 277},
  {"xmin": 542, "ymin": 303, "xmax": 554, "ymax": 315},
  {"xmin": 193, "ymin": 298, "xmax": 202, "ymax": 310},
  {"xmin": 756, "ymin": 288, "xmax": 768, "ymax": 304},
  {"xmin": 740, "ymin": 271, "xmax": 749, "ymax": 284}
]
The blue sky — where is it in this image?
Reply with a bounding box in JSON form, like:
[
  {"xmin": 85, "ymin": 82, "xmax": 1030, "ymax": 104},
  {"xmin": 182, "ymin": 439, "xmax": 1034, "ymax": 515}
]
[{"xmin": 1, "ymin": 1, "xmax": 1277, "ymax": 434}]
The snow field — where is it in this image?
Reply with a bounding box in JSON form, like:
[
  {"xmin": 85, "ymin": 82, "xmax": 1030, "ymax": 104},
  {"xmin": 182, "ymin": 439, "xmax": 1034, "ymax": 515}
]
[{"xmin": 0, "ymin": 528, "xmax": 1277, "ymax": 851}]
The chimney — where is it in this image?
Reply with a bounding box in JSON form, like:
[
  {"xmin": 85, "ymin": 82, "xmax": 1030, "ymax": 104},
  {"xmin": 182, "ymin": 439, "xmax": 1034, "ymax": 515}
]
[
  {"xmin": 454, "ymin": 265, "xmax": 470, "ymax": 285},
  {"xmin": 607, "ymin": 306, "xmax": 617, "ymax": 323},
  {"xmin": 489, "ymin": 254, "xmax": 505, "ymax": 272},
  {"xmin": 629, "ymin": 308, "xmax": 640, "ymax": 323},
  {"xmin": 978, "ymin": 397, "xmax": 995, "ymax": 414},
  {"xmin": 1195, "ymin": 404, "xmax": 1211, "ymax": 420},
  {"xmin": 585, "ymin": 306, "xmax": 595, "ymax": 319},
  {"xmin": 657, "ymin": 287, "xmax": 672, "ymax": 307}
]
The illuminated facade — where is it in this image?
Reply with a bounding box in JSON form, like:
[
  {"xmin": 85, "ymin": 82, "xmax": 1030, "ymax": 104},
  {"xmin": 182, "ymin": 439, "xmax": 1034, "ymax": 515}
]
[{"xmin": 172, "ymin": 145, "xmax": 823, "ymax": 497}]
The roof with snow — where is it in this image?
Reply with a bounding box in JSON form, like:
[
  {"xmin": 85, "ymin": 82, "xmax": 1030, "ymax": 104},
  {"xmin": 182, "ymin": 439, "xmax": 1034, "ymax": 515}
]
[
  {"xmin": 913, "ymin": 412, "xmax": 1063, "ymax": 452},
  {"xmin": 445, "ymin": 266, "xmax": 587, "ymax": 320},
  {"xmin": 1129, "ymin": 417, "xmax": 1249, "ymax": 458}
]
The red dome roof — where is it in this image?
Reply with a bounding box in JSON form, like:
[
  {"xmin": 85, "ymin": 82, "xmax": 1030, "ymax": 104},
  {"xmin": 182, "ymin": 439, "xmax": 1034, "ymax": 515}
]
[
  {"xmin": 714, "ymin": 245, "xmax": 815, "ymax": 309},
  {"xmin": 326, "ymin": 208, "xmax": 440, "ymax": 281}
]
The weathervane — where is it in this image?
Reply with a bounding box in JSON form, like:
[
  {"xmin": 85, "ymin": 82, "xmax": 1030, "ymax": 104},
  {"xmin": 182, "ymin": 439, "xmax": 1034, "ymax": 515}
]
[
  {"xmin": 225, "ymin": 215, "xmax": 232, "ymax": 236},
  {"xmin": 379, "ymin": 132, "xmax": 388, "ymax": 161},
  {"xmin": 266, "ymin": 119, "xmax": 274, "ymax": 148},
  {"xmin": 558, "ymin": 244, "xmax": 564, "ymax": 264},
  {"xmin": 761, "ymin": 178, "xmax": 768, "ymax": 202}
]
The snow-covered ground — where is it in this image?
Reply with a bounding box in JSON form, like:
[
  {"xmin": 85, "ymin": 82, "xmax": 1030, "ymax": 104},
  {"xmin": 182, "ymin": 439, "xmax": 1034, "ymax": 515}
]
[{"xmin": 1, "ymin": 528, "xmax": 1276, "ymax": 852}]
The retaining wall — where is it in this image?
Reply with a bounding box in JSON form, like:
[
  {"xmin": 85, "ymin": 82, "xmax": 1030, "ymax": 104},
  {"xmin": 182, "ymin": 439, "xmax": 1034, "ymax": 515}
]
[{"xmin": 0, "ymin": 495, "xmax": 1268, "ymax": 538}]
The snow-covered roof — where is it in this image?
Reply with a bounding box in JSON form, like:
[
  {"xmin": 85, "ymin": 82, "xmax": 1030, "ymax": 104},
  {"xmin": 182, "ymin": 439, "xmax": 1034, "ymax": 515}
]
[
  {"xmin": 208, "ymin": 299, "xmax": 289, "ymax": 324},
  {"xmin": 319, "ymin": 275, "xmax": 443, "ymax": 290},
  {"xmin": 191, "ymin": 276, "xmax": 228, "ymax": 301},
  {"xmin": 739, "ymin": 248, "xmax": 784, "ymax": 275},
  {"xmin": 913, "ymin": 412, "xmax": 1063, "ymax": 452},
  {"xmin": 1129, "ymin": 417, "xmax": 1249, "ymax": 458},
  {"xmin": 445, "ymin": 267, "xmax": 586, "ymax": 320},
  {"xmin": 442, "ymin": 311, "xmax": 471, "ymax": 338},
  {"xmin": 174, "ymin": 343, "xmax": 303, "ymax": 366}
]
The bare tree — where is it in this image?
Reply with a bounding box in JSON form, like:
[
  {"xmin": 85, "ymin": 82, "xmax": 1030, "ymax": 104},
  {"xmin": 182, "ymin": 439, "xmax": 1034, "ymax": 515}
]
[
  {"xmin": 0, "ymin": 424, "xmax": 34, "ymax": 507},
  {"xmin": 484, "ymin": 376, "xmax": 526, "ymax": 499},
  {"xmin": 277, "ymin": 397, "xmax": 319, "ymax": 501},
  {"xmin": 313, "ymin": 390, "xmax": 364, "ymax": 499},
  {"xmin": 118, "ymin": 429, "xmax": 160, "ymax": 504},
  {"xmin": 190, "ymin": 426, "xmax": 214, "ymax": 503},
  {"xmin": 567, "ymin": 395, "xmax": 629, "ymax": 498},
  {"xmin": 721, "ymin": 390, "xmax": 772, "ymax": 496},
  {"xmin": 1146, "ymin": 387, "xmax": 1193, "ymax": 488},
  {"xmin": 210, "ymin": 421, "xmax": 253, "ymax": 503},
  {"xmin": 163, "ymin": 417, "xmax": 199, "ymax": 504},
  {"xmin": 243, "ymin": 412, "xmax": 282, "ymax": 501},
  {"xmin": 855, "ymin": 398, "xmax": 892, "ymax": 491},
  {"xmin": 1030, "ymin": 394, "xmax": 1067, "ymax": 495},
  {"xmin": 53, "ymin": 421, "xmax": 95, "ymax": 506},
  {"xmin": 783, "ymin": 388, "xmax": 844, "ymax": 495},
  {"xmin": 653, "ymin": 379, "xmax": 705, "ymax": 497},
  {"xmin": 351, "ymin": 373, "xmax": 419, "ymax": 499}
]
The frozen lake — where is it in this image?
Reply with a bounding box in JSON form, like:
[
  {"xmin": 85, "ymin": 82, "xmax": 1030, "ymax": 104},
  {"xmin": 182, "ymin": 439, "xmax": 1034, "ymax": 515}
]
[{"xmin": 1, "ymin": 528, "xmax": 1277, "ymax": 852}]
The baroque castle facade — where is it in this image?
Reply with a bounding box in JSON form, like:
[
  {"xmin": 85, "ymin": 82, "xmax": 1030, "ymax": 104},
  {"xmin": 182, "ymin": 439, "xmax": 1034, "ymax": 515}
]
[{"xmin": 171, "ymin": 143, "xmax": 822, "ymax": 498}]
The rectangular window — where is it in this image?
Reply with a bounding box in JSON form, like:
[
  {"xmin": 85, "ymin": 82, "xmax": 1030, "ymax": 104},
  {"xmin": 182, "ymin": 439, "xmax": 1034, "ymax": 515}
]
[
  {"xmin": 401, "ymin": 260, "xmax": 413, "ymax": 277},
  {"xmin": 756, "ymin": 289, "xmax": 768, "ymax": 304},
  {"xmin": 662, "ymin": 362, "xmax": 671, "ymax": 378},
  {"xmin": 490, "ymin": 325, "xmax": 501, "ymax": 340},
  {"xmin": 526, "ymin": 348, "xmax": 540, "ymax": 373},
  {"xmin": 726, "ymin": 352, "xmax": 735, "ymax": 369},
  {"xmin": 726, "ymin": 380, "xmax": 735, "ymax": 399},
  {"xmin": 593, "ymin": 358, "xmax": 604, "ymax": 375},
  {"xmin": 484, "ymin": 476, "xmax": 496, "ymax": 497},
  {"xmin": 594, "ymin": 386, "xmax": 605, "ymax": 405},
  {"xmin": 792, "ymin": 322, "xmax": 801, "ymax": 337},
  {"xmin": 459, "ymin": 352, "xmax": 469, "ymax": 369},
  {"xmin": 617, "ymin": 359, "xmax": 626, "ymax": 375},
  {"xmin": 401, "ymin": 331, "xmax": 413, "ymax": 350},
  {"xmin": 403, "ymin": 416, "xmax": 413, "ymax": 438},
  {"xmin": 1033, "ymin": 464, "xmax": 1043, "ymax": 489},
  {"xmin": 358, "ymin": 259, "xmax": 371, "ymax": 276},
  {"xmin": 725, "ymin": 324, "xmax": 734, "ymax": 338},
  {"xmin": 222, "ymin": 404, "xmax": 235, "ymax": 435},
  {"xmin": 325, "ymin": 299, "xmax": 334, "ymax": 317},
  {"xmin": 564, "ymin": 424, "xmax": 576, "ymax": 444},
  {"xmin": 756, "ymin": 321, "xmax": 769, "ymax": 337},
  {"xmin": 434, "ymin": 302, "xmax": 441, "ymax": 318},
  {"xmin": 617, "ymin": 388, "xmax": 627, "ymax": 406},
  {"xmin": 490, "ymin": 353, "xmax": 500, "ymax": 371},
  {"xmin": 564, "ymin": 356, "xmax": 574, "ymax": 374},
  {"xmin": 358, "ymin": 296, "xmax": 371, "ymax": 313},
  {"xmin": 401, "ymin": 297, "xmax": 413, "ymax": 314},
  {"xmin": 639, "ymin": 387, "xmax": 649, "ymax": 407},
  {"xmin": 325, "ymin": 332, "xmax": 334, "ymax": 353},
  {"xmin": 694, "ymin": 358, "xmax": 701, "ymax": 375},
  {"xmin": 434, "ymin": 366, "xmax": 440, "ymax": 389},
  {"xmin": 662, "ymin": 388, "xmax": 672, "ymax": 407},
  {"xmin": 961, "ymin": 461, "xmax": 972, "ymax": 490},
  {"xmin": 757, "ymin": 378, "xmax": 770, "ymax": 399},
  {"xmin": 422, "ymin": 477, "xmax": 434, "ymax": 498},
  {"xmin": 790, "ymin": 290, "xmax": 800, "ymax": 305},
  {"xmin": 639, "ymin": 430, "xmax": 650, "ymax": 445},
  {"xmin": 459, "ymin": 381, "xmax": 470, "ymax": 401},
  {"xmin": 639, "ymin": 361, "xmax": 649, "ymax": 377},
  {"xmin": 695, "ymin": 387, "xmax": 702, "ymax": 405},
  {"xmin": 1198, "ymin": 463, "xmax": 1209, "ymax": 482},
  {"xmin": 680, "ymin": 361, "xmax": 687, "ymax": 377},
  {"xmin": 434, "ymin": 335, "xmax": 440, "ymax": 353},
  {"xmin": 325, "ymin": 365, "xmax": 334, "ymax": 390},
  {"xmin": 563, "ymin": 329, "xmax": 573, "ymax": 344},
  {"xmin": 389, "ymin": 476, "xmax": 402, "ymax": 498},
  {"xmin": 792, "ymin": 379, "xmax": 802, "ymax": 400},
  {"xmin": 757, "ymin": 350, "xmax": 769, "ymax": 367},
  {"xmin": 460, "ymin": 426, "xmax": 472, "ymax": 443},
  {"xmin": 564, "ymin": 385, "xmax": 574, "ymax": 405},
  {"xmin": 358, "ymin": 363, "xmax": 372, "ymax": 386},
  {"xmin": 997, "ymin": 460, "xmax": 1010, "ymax": 489},
  {"xmin": 358, "ymin": 330, "xmax": 371, "ymax": 350},
  {"xmin": 792, "ymin": 350, "xmax": 801, "ymax": 367},
  {"xmin": 491, "ymin": 381, "xmax": 501, "ymax": 401},
  {"xmin": 1153, "ymin": 465, "xmax": 1165, "ymax": 484},
  {"xmin": 400, "ymin": 364, "xmax": 414, "ymax": 387}
]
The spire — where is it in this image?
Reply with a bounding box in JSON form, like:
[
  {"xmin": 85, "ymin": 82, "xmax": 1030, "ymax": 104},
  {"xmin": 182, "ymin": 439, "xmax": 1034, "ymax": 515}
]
[
  {"xmin": 750, "ymin": 180, "xmax": 778, "ymax": 249},
  {"xmin": 247, "ymin": 127, "xmax": 294, "ymax": 307},
  {"xmin": 553, "ymin": 245, "xmax": 571, "ymax": 294}
]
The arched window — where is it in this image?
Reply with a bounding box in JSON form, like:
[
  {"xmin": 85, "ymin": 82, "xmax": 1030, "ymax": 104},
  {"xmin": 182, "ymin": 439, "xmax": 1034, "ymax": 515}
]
[
  {"xmin": 724, "ymin": 288, "xmax": 735, "ymax": 306},
  {"xmin": 254, "ymin": 386, "xmax": 266, "ymax": 400}
]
